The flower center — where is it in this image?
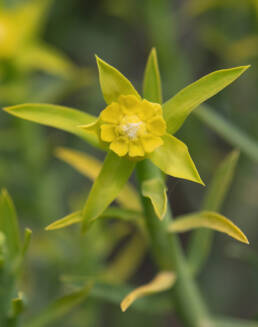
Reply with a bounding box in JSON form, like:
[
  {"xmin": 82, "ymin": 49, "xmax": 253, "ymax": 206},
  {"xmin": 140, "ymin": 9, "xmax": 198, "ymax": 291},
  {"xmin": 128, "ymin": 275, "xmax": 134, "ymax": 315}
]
[{"xmin": 118, "ymin": 115, "xmax": 146, "ymax": 139}]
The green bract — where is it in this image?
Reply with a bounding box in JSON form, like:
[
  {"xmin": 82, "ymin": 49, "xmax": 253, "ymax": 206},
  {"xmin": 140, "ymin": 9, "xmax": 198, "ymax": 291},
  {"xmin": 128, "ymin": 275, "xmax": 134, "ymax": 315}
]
[{"xmin": 4, "ymin": 49, "xmax": 249, "ymax": 231}]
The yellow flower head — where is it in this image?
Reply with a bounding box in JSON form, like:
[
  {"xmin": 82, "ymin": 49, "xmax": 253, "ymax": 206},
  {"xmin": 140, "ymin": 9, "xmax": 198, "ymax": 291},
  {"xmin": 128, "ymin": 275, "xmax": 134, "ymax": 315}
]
[{"xmin": 96, "ymin": 95, "xmax": 166, "ymax": 157}]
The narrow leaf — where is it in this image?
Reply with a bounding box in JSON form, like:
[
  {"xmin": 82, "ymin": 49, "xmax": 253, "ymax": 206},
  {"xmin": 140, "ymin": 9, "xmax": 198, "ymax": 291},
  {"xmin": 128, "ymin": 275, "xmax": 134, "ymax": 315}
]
[
  {"xmin": 4, "ymin": 104, "xmax": 100, "ymax": 147},
  {"xmin": 26, "ymin": 285, "xmax": 91, "ymax": 327},
  {"xmin": 45, "ymin": 208, "xmax": 143, "ymax": 231},
  {"xmin": 120, "ymin": 271, "xmax": 176, "ymax": 312},
  {"xmin": 143, "ymin": 48, "xmax": 162, "ymax": 104},
  {"xmin": 55, "ymin": 147, "xmax": 141, "ymax": 211},
  {"xmin": 168, "ymin": 211, "xmax": 249, "ymax": 244},
  {"xmin": 45, "ymin": 211, "xmax": 82, "ymax": 231},
  {"xmin": 163, "ymin": 66, "xmax": 250, "ymax": 134},
  {"xmin": 96, "ymin": 56, "xmax": 140, "ymax": 104},
  {"xmin": 149, "ymin": 134, "xmax": 204, "ymax": 185},
  {"xmin": 142, "ymin": 178, "xmax": 167, "ymax": 219},
  {"xmin": 82, "ymin": 151, "xmax": 135, "ymax": 232},
  {"xmin": 0, "ymin": 189, "xmax": 20, "ymax": 260}
]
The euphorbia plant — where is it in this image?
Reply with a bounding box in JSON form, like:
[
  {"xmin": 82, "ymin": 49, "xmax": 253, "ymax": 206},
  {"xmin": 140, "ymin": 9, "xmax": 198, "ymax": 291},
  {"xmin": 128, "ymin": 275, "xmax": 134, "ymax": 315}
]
[{"xmin": 4, "ymin": 48, "xmax": 250, "ymax": 326}]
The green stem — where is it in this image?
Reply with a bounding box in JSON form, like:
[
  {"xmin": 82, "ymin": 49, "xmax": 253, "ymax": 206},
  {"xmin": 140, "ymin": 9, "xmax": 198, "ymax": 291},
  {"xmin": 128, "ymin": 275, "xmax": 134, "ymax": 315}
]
[{"xmin": 136, "ymin": 160, "xmax": 213, "ymax": 327}]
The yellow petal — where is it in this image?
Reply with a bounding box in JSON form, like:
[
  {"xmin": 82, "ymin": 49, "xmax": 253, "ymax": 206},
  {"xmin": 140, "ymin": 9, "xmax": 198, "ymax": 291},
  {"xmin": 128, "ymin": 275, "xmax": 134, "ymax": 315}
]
[
  {"xmin": 137, "ymin": 100, "xmax": 156, "ymax": 120},
  {"xmin": 141, "ymin": 135, "xmax": 163, "ymax": 153},
  {"xmin": 100, "ymin": 124, "xmax": 116, "ymax": 142},
  {"xmin": 129, "ymin": 140, "xmax": 144, "ymax": 157},
  {"xmin": 120, "ymin": 271, "xmax": 176, "ymax": 312},
  {"xmin": 110, "ymin": 137, "xmax": 129, "ymax": 156},
  {"xmin": 147, "ymin": 117, "xmax": 166, "ymax": 136},
  {"xmin": 100, "ymin": 103, "xmax": 123, "ymax": 123}
]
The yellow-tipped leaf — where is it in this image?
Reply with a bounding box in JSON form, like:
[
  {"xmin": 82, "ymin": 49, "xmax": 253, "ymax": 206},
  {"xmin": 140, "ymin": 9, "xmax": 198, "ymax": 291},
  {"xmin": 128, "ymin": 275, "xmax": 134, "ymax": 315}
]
[{"xmin": 168, "ymin": 211, "xmax": 249, "ymax": 244}]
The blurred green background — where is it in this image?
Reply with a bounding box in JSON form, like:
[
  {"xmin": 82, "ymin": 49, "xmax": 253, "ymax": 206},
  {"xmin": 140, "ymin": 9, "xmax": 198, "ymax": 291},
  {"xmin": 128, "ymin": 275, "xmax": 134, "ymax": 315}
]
[{"xmin": 1, "ymin": 0, "xmax": 258, "ymax": 326}]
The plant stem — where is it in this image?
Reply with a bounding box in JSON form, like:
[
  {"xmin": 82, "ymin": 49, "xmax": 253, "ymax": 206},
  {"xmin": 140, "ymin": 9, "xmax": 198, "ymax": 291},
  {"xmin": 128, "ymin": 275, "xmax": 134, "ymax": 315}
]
[{"xmin": 136, "ymin": 160, "xmax": 213, "ymax": 327}]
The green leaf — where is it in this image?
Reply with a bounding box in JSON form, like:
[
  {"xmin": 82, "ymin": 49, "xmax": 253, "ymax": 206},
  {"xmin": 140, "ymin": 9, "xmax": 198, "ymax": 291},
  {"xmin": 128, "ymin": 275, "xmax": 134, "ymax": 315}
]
[
  {"xmin": 4, "ymin": 104, "xmax": 100, "ymax": 148},
  {"xmin": 55, "ymin": 147, "xmax": 141, "ymax": 211},
  {"xmin": 188, "ymin": 150, "xmax": 240, "ymax": 274},
  {"xmin": 168, "ymin": 211, "xmax": 249, "ymax": 244},
  {"xmin": 82, "ymin": 151, "xmax": 135, "ymax": 232},
  {"xmin": 45, "ymin": 208, "xmax": 143, "ymax": 231},
  {"xmin": 120, "ymin": 271, "xmax": 176, "ymax": 312},
  {"xmin": 149, "ymin": 134, "xmax": 204, "ymax": 185},
  {"xmin": 142, "ymin": 178, "xmax": 167, "ymax": 220},
  {"xmin": 0, "ymin": 189, "xmax": 20, "ymax": 260},
  {"xmin": 96, "ymin": 56, "xmax": 140, "ymax": 104},
  {"xmin": 26, "ymin": 285, "xmax": 91, "ymax": 327},
  {"xmin": 163, "ymin": 66, "xmax": 250, "ymax": 134},
  {"xmin": 46, "ymin": 211, "xmax": 82, "ymax": 231},
  {"xmin": 143, "ymin": 48, "xmax": 162, "ymax": 104}
]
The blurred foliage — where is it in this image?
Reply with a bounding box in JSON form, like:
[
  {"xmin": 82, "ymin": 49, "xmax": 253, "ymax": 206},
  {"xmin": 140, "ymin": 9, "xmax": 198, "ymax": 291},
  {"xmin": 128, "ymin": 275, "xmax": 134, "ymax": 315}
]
[{"xmin": 1, "ymin": 0, "xmax": 258, "ymax": 326}]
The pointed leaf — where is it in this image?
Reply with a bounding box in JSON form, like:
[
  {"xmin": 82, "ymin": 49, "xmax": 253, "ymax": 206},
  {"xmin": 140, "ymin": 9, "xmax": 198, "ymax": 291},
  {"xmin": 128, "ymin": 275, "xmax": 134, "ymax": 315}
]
[
  {"xmin": 143, "ymin": 48, "xmax": 162, "ymax": 104},
  {"xmin": 26, "ymin": 285, "xmax": 91, "ymax": 327},
  {"xmin": 4, "ymin": 104, "xmax": 100, "ymax": 147},
  {"xmin": 46, "ymin": 208, "xmax": 143, "ymax": 231},
  {"xmin": 46, "ymin": 211, "xmax": 82, "ymax": 231},
  {"xmin": 82, "ymin": 151, "xmax": 135, "ymax": 232},
  {"xmin": 0, "ymin": 189, "xmax": 20, "ymax": 260},
  {"xmin": 55, "ymin": 147, "xmax": 141, "ymax": 211},
  {"xmin": 142, "ymin": 178, "xmax": 167, "ymax": 219},
  {"xmin": 168, "ymin": 211, "xmax": 249, "ymax": 244},
  {"xmin": 163, "ymin": 66, "xmax": 250, "ymax": 134},
  {"xmin": 96, "ymin": 56, "xmax": 140, "ymax": 104},
  {"xmin": 120, "ymin": 271, "xmax": 176, "ymax": 312},
  {"xmin": 149, "ymin": 134, "xmax": 204, "ymax": 185}
]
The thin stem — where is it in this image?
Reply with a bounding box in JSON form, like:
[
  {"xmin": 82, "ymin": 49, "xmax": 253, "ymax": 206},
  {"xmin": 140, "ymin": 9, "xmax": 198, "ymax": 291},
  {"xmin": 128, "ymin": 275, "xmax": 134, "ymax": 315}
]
[{"xmin": 136, "ymin": 160, "xmax": 213, "ymax": 327}]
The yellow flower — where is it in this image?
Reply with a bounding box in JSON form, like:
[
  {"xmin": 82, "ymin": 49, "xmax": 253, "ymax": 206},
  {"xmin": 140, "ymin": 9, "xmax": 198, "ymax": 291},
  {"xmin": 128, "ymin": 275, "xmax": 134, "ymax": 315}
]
[{"xmin": 95, "ymin": 95, "xmax": 166, "ymax": 157}]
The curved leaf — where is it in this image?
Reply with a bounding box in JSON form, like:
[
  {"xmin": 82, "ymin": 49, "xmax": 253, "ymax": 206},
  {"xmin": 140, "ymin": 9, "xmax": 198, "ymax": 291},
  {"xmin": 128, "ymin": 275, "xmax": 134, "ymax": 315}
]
[
  {"xmin": 143, "ymin": 48, "xmax": 162, "ymax": 104},
  {"xmin": 4, "ymin": 104, "xmax": 100, "ymax": 147},
  {"xmin": 163, "ymin": 66, "xmax": 250, "ymax": 134},
  {"xmin": 55, "ymin": 147, "xmax": 141, "ymax": 211},
  {"xmin": 82, "ymin": 151, "xmax": 135, "ymax": 232},
  {"xmin": 120, "ymin": 271, "xmax": 176, "ymax": 312},
  {"xmin": 45, "ymin": 208, "xmax": 143, "ymax": 231},
  {"xmin": 142, "ymin": 178, "xmax": 167, "ymax": 220},
  {"xmin": 96, "ymin": 56, "xmax": 140, "ymax": 104},
  {"xmin": 149, "ymin": 134, "xmax": 204, "ymax": 185},
  {"xmin": 168, "ymin": 211, "xmax": 249, "ymax": 244}
]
